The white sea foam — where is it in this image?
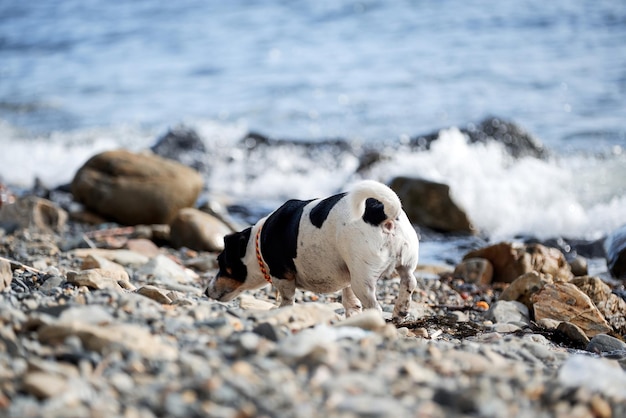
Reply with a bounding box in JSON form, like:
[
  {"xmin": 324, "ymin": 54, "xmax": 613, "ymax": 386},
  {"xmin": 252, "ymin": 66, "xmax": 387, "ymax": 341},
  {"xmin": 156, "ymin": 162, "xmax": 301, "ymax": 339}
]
[
  {"xmin": 368, "ymin": 128, "xmax": 626, "ymax": 240},
  {"xmin": 0, "ymin": 120, "xmax": 624, "ymax": 241}
]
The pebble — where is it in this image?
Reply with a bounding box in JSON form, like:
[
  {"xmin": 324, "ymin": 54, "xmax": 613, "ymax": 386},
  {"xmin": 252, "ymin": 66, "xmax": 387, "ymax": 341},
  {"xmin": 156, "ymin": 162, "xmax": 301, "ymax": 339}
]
[{"xmin": 0, "ymin": 216, "xmax": 624, "ymax": 418}]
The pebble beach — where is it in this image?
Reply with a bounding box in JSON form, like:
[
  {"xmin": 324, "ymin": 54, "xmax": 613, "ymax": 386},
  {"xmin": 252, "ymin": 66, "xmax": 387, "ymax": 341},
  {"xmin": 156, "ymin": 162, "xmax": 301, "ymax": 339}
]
[{"xmin": 1, "ymin": 180, "xmax": 625, "ymax": 418}]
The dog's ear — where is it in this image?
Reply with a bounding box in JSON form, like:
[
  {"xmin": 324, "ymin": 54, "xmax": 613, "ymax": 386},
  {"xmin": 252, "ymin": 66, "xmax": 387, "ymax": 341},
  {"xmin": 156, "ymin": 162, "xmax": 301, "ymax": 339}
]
[{"xmin": 223, "ymin": 227, "xmax": 252, "ymax": 259}]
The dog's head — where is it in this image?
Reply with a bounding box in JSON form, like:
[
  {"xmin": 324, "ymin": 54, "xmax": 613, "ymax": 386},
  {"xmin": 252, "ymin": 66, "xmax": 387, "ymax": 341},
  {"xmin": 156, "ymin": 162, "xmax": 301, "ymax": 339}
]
[{"xmin": 205, "ymin": 227, "xmax": 252, "ymax": 301}]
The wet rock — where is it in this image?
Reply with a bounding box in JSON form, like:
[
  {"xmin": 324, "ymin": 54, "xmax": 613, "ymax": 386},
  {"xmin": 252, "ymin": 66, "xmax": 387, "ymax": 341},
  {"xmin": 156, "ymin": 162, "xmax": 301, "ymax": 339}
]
[
  {"xmin": 0, "ymin": 257, "xmax": 11, "ymax": 291},
  {"xmin": 572, "ymin": 276, "xmax": 626, "ymax": 335},
  {"xmin": 605, "ymin": 224, "xmax": 626, "ymax": 279},
  {"xmin": 464, "ymin": 242, "xmax": 572, "ymax": 283},
  {"xmin": 151, "ymin": 125, "xmax": 207, "ymax": 171},
  {"xmin": 66, "ymin": 269, "xmax": 134, "ymax": 291},
  {"xmin": 169, "ymin": 208, "xmax": 233, "ymax": 252},
  {"xmin": 499, "ymin": 271, "xmax": 552, "ymax": 310},
  {"xmin": 0, "ymin": 196, "xmax": 67, "ymax": 234},
  {"xmin": 531, "ymin": 283, "xmax": 611, "ymax": 337},
  {"xmin": 389, "ymin": 176, "xmax": 473, "ymax": 233},
  {"xmin": 454, "ymin": 257, "xmax": 493, "ymax": 285},
  {"xmin": 71, "ymin": 149, "xmax": 203, "ymax": 225},
  {"xmin": 410, "ymin": 116, "xmax": 548, "ymax": 159}
]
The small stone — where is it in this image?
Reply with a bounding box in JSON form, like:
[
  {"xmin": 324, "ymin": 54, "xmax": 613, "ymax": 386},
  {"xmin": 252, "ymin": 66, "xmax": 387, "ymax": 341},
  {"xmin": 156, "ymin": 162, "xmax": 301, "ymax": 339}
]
[
  {"xmin": 135, "ymin": 285, "xmax": 172, "ymax": 304},
  {"xmin": 411, "ymin": 327, "xmax": 429, "ymax": 338},
  {"xmin": 136, "ymin": 254, "xmax": 194, "ymax": 284},
  {"xmin": 590, "ymin": 394, "xmax": 612, "ymax": 418},
  {"xmin": 81, "ymin": 254, "xmax": 128, "ymax": 275},
  {"xmin": 0, "ymin": 257, "xmax": 12, "ymax": 291},
  {"xmin": 126, "ymin": 238, "xmax": 161, "ymax": 258},
  {"xmin": 569, "ymin": 255, "xmax": 588, "ymax": 277},
  {"xmin": 39, "ymin": 275, "xmax": 65, "ymax": 294},
  {"xmin": 536, "ymin": 318, "xmax": 560, "ymax": 330},
  {"xmin": 556, "ymin": 321, "xmax": 590, "ymax": 348},
  {"xmin": 586, "ymin": 334, "xmax": 626, "ymax": 354},
  {"xmin": 169, "ymin": 207, "xmax": 233, "ymax": 252},
  {"xmin": 71, "ymin": 248, "xmax": 149, "ymax": 268},
  {"xmin": 22, "ymin": 372, "xmax": 68, "ymax": 399},
  {"xmin": 238, "ymin": 294, "xmax": 277, "ymax": 311},
  {"xmin": 491, "ymin": 323, "xmax": 522, "ymax": 333},
  {"xmin": 499, "ymin": 271, "xmax": 552, "ymax": 310},
  {"xmin": 335, "ymin": 309, "xmax": 386, "ymax": 331},
  {"xmin": 488, "ymin": 300, "xmax": 530, "ymax": 326},
  {"xmin": 0, "ymin": 196, "xmax": 67, "ymax": 233},
  {"xmin": 252, "ymin": 322, "xmax": 281, "ymax": 342},
  {"xmin": 454, "ymin": 257, "xmax": 493, "ymax": 285},
  {"xmin": 66, "ymin": 268, "xmax": 134, "ymax": 291}
]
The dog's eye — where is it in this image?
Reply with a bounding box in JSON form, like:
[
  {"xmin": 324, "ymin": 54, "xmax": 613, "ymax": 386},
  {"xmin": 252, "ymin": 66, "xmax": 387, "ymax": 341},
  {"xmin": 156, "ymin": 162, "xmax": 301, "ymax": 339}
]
[{"xmin": 225, "ymin": 267, "xmax": 233, "ymax": 276}]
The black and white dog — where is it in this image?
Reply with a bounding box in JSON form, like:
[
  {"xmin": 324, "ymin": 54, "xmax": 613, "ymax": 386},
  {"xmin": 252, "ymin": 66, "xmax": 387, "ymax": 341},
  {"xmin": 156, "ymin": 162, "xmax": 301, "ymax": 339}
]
[{"xmin": 205, "ymin": 180, "xmax": 419, "ymax": 320}]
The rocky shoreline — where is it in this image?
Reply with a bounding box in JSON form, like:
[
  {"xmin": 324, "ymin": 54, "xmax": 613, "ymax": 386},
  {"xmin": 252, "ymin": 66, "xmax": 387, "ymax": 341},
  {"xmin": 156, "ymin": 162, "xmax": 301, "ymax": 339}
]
[
  {"xmin": 1, "ymin": 217, "xmax": 625, "ymax": 418},
  {"xmin": 1, "ymin": 123, "xmax": 626, "ymax": 417}
]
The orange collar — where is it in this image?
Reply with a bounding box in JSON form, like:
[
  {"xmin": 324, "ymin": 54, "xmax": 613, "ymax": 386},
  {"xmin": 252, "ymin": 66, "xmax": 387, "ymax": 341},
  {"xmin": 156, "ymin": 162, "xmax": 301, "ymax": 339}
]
[{"xmin": 255, "ymin": 225, "xmax": 272, "ymax": 284}]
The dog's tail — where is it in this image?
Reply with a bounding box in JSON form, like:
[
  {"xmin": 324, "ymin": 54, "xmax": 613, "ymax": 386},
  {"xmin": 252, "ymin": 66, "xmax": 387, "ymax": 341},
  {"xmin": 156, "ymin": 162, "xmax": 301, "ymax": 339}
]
[{"xmin": 349, "ymin": 180, "xmax": 402, "ymax": 221}]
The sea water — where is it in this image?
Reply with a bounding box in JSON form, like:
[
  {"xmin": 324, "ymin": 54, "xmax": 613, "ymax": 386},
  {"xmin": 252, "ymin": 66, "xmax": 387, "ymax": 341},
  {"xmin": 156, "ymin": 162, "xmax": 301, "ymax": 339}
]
[{"xmin": 0, "ymin": 0, "xmax": 625, "ymax": 263}]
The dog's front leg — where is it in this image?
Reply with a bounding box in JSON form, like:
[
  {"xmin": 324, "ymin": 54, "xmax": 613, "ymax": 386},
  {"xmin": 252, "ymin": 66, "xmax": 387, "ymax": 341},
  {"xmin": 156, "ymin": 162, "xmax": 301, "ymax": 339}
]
[
  {"xmin": 341, "ymin": 286, "xmax": 363, "ymax": 318},
  {"xmin": 393, "ymin": 266, "xmax": 417, "ymax": 320},
  {"xmin": 273, "ymin": 279, "xmax": 296, "ymax": 307},
  {"xmin": 350, "ymin": 274, "xmax": 382, "ymax": 313}
]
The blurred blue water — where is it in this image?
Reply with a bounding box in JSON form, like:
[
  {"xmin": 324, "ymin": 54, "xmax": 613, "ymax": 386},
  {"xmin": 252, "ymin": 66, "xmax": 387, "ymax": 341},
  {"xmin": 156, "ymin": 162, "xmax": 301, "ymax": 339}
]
[{"xmin": 1, "ymin": 0, "xmax": 625, "ymax": 149}]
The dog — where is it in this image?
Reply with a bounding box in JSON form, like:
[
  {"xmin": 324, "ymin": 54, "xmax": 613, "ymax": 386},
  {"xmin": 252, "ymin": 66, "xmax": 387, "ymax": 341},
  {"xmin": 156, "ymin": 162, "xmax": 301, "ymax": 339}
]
[{"xmin": 205, "ymin": 180, "xmax": 419, "ymax": 319}]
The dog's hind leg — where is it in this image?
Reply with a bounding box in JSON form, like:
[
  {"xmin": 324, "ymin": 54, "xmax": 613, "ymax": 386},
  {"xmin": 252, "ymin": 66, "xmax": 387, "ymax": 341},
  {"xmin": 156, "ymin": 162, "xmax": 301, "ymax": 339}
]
[
  {"xmin": 273, "ymin": 279, "xmax": 297, "ymax": 307},
  {"xmin": 341, "ymin": 286, "xmax": 363, "ymax": 318},
  {"xmin": 393, "ymin": 266, "xmax": 417, "ymax": 320}
]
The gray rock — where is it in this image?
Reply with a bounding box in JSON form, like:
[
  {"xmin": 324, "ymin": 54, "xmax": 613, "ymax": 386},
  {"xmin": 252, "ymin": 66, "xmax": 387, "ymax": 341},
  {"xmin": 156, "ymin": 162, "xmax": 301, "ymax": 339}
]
[
  {"xmin": 169, "ymin": 208, "xmax": 233, "ymax": 252},
  {"xmin": 556, "ymin": 321, "xmax": 590, "ymax": 348},
  {"xmin": 487, "ymin": 300, "xmax": 530, "ymax": 326},
  {"xmin": 586, "ymin": 334, "xmax": 626, "ymax": 354}
]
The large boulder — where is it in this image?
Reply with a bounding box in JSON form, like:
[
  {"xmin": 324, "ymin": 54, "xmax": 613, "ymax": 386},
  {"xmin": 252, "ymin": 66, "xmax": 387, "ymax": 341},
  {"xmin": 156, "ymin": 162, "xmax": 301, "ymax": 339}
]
[
  {"xmin": 389, "ymin": 177, "xmax": 473, "ymax": 233},
  {"xmin": 463, "ymin": 242, "xmax": 572, "ymax": 283},
  {"xmin": 605, "ymin": 224, "xmax": 626, "ymax": 279},
  {"xmin": 71, "ymin": 150, "xmax": 203, "ymax": 225}
]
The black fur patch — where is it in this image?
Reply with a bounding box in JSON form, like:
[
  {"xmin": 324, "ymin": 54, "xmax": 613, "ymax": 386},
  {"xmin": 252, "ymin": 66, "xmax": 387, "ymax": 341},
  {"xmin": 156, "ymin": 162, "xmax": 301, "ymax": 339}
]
[
  {"xmin": 309, "ymin": 192, "xmax": 347, "ymax": 228},
  {"xmin": 217, "ymin": 227, "xmax": 251, "ymax": 283},
  {"xmin": 261, "ymin": 199, "xmax": 313, "ymax": 280},
  {"xmin": 362, "ymin": 198, "xmax": 386, "ymax": 226}
]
